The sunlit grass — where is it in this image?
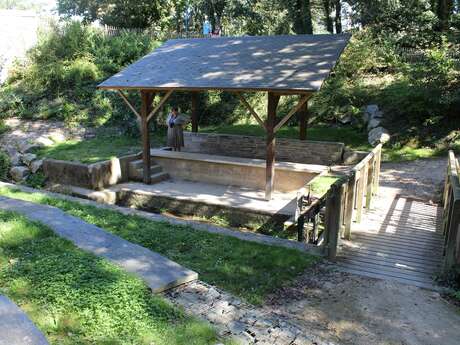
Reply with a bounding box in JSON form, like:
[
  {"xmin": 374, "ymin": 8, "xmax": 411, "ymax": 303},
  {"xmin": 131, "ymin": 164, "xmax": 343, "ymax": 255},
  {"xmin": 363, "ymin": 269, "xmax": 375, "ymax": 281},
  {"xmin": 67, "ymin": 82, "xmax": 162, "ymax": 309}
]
[
  {"xmin": 0, "ymin": 186, "xmax": 318, "ymax": 305},
  {"xmin": 0, "ymin": 210, "xmax": 229, "ymax": 345}
]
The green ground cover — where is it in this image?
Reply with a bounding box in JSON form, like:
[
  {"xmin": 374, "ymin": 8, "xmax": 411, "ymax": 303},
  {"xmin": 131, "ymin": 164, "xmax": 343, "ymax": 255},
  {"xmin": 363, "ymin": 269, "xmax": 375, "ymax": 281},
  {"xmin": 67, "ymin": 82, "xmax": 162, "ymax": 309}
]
[
  {"xmin": 0, "ymin": 186, "xmax": 317, "ymax": 305},
  {"xmin": 0, "ymin": 209, "xmax": 228, "ymax": 345},
  {"xmin": 309, "ymin": 174, "xmax": 342, "ymax": 197}
]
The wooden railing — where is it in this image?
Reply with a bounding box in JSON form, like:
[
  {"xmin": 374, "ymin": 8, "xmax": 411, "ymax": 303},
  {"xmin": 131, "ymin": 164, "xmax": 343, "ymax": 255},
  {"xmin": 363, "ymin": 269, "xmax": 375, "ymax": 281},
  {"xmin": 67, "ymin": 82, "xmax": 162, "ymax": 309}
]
[
  {"xmin": 442, "ymin": 150, "xmax": 460, "ymax": 271},
  {"xmin": 293, "ymin": 144, "xmax": 382, "ymax": 260}
]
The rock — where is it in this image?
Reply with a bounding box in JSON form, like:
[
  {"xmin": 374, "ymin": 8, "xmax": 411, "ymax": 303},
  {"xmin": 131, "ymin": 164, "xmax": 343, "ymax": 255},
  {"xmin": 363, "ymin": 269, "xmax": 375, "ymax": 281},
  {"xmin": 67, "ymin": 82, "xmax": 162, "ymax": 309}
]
[
  {"xmin": 343, "ymin": 149, "xmax": 369, "ymax": 165},
  {"xmin": 48, "ymin": 132, "xmax": 66, "ymax": 143},
  {"xmin": 372, "ymin": 110, "xmax": 384, "ymax": 119},
  {"xmin": 9, "ymin": 152, "xmax": 22, "ymax": 166},
  {"xmin": 368, "ymin": 127, "xmax": 390, "ymax": 146},
  {"xmin": 367, "ymin": 118, "xmax": 381, "ymax": 130},
  {"xmin": 18, "ymin": 141, "xmax": 40, "ymax": 154},
  {"xmin": 10, "ymin": 166, "xmax": 30, "ymax": 182},
  {"xmin": 35, "ymin": 135, "xmax": 54, "ymax": 147},
  {"xmin": 363, "ymin": 104, "xmax": 380, "ymax": 124},
  {"xmin": 21, "ymin": 153, "xmax": 37, "ymax": 167},
  {"xmin": 30, "ymin": 159, "xmax": 43, "ymax": 173},
  {"xmin": 338, "ymin": 114, "xmax": 352, "ymax": 125}
]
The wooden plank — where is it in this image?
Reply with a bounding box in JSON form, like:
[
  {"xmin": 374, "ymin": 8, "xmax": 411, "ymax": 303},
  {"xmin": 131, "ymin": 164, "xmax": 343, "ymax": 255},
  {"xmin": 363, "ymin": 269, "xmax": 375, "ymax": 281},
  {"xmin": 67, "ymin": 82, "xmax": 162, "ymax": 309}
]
[
  {"xmin": 273, "ymin": 94, "xmax": 310, "ymax": 133},
  {"xmin": 146, "ymin": 90, "xmax": 173, "ymax": 122},
  {"xmin": 140, "ymin": 90, "xmax": 154, "ymax": 184},
  {"xmin": 351, "ymin": 235, "xmax": 443, "ymax": 254},
  {"xmin": 373, "ymin": 145, "xmax": 382, "ymax": 195},
  {"xmin": 265, "ymin": 92, "xmax": 280, "ymax": 200},
  {"xmin": 365, "ymin": 156, "xmax": 375, "ymax": 209},
  {"xmin": 117, "ymin": 90, "xmax": 141, "ymax": 119},
  {"xmin": 355, "ymin": 167, "xmax": 365, "ymax": 223},
  {"xmin": 340, "ymin": 247, "xmax": 443, "ymax": 266},
  {"xmin": 191, "ymin": 92, "xmax": 199, "ymax": 132},
  {"xmin": 236, "ymin": 92, "xmax": 267, "ymax": 130}
]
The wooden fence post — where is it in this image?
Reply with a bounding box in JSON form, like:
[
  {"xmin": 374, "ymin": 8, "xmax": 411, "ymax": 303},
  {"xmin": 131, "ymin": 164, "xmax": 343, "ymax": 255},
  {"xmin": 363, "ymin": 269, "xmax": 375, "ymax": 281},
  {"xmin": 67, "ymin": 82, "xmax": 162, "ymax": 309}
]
[
  {"xmin": 343, "ymin": 172, "xmax": 356, "ymax": 240},
  {"xmin": 366, "ymin": 155, "xmax": 375, "ymax": 210},
  {"xmin": 355, "ymin": 167, "xmax": 366, "ymax": 223},
  {"xmin": 324, "ymin": 184, "xmax": 344, "ymax": 260},
  {"xmin": 373, "ymin": 145, "xmax": 382, "ymax": 196}
]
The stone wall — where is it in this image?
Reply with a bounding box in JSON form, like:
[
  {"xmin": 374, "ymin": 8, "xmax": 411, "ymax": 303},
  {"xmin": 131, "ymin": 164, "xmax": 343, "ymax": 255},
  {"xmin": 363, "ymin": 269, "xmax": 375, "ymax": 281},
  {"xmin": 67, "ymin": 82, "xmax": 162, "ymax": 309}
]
[
  {"xmin": 43, "ymin": 154, "xmax": 140, "ymax": 190},
  {"xmin": 183, "ymin": 132, "xmax": 345, "ymax": 165}
]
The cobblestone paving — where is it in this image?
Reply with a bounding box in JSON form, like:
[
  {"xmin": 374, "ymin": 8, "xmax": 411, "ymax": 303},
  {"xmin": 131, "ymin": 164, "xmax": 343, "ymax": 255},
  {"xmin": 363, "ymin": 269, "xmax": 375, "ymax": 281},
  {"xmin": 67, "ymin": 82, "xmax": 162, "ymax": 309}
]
[{"xmin": 164, "ymin": 280, "xmax": 336, "ymax": 345}]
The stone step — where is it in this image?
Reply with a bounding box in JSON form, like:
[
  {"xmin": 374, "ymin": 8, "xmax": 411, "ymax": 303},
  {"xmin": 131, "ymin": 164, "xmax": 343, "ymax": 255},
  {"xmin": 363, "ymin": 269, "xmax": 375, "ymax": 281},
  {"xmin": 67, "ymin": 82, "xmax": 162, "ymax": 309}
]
[
  {"xmin": 129, "ymin": 163, "xmax": 163, "ymax": 181},
  {"xmin": 150, "ymin": 172, "xmax": 169, "ymax": 184},
  {"xmin": 129, "ymin": 159, "xmax": 159, "ymax": 170}
]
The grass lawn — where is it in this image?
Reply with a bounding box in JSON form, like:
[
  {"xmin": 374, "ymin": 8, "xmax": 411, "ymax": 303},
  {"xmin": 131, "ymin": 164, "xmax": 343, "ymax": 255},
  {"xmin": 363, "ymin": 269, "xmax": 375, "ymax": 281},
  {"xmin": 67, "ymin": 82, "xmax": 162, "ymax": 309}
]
[
  {"xmin": 0, "ymin": 210, "xmax": 229, "ymax": 345},
  {"xmin": 0, "ymin": 186, "xmax": 318, "ymax": 305},
  {"xmin": 201, "ymin": 124, "xmax": 371, "ymax": 151},
  {"xmin": 34, "ymin": 132, "xmax": 166, "ymax": 164}
]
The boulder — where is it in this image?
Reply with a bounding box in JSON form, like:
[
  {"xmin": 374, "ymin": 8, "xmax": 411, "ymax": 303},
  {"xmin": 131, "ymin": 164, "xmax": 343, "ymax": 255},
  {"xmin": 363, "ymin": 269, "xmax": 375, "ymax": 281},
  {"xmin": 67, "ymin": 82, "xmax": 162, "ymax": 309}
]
[
  {"xmin": 21, "ymin": 153, "xmax": 37, "ymax": 167},
  {"xmin": 35, "ymin": 136, "xmax": 54, "ymax": 147},
  {"xmin": 9, "ymin": 152, "xmax": 22, "ymax": 166},
  {"xmin": 368, "ymin": 127, "xmax": 390, "ymax": 146},
  {"xmin": 343, "ymin": 149, "xmax": 369, "ymax": 165},
  {"xmin": 362, "ymin": 104, "xmax": 382, "ymax": 124},
  {"xmin": 30, "ymin": 159, "xmax": 43, "ymax": 173},
  {"xmin": 338, "ymin": 114, "xmax": 352, "ymax": 125},
  {"xmin": 10, "ymin": 166, "xmax": 29, "ymax": 182},
  {"xmin": 18, "ymin": 141, "xmax": 40, "ymax": 154},
  {"xmin": 367, "ymin": 118, "xmax": 381, "ymax": 130}
]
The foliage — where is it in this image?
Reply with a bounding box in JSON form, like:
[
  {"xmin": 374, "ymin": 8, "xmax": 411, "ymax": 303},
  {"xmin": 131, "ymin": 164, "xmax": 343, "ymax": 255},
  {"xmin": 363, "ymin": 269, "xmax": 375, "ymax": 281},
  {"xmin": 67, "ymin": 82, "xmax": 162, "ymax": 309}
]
[
  {"xmin": 0, "ymin": 210, "xmax": 226, "ymax": 345},
  {"xmin": 57, "ymin": 0, "xmax": 167, "ymax": 28},
  {"xmin": 24, "ymin": 172, "xmax": 47, "ymax": 188},
  {"xmin": 0, "ymin": 186, "xmax": 318, "ymax": 305},
  {"xmin": 0, "ymin": 151, "xmax": 10, "ymax": 181},
  {"xmin": 0, "ymin": 21, "xmax": 159, "ymax": 127}
]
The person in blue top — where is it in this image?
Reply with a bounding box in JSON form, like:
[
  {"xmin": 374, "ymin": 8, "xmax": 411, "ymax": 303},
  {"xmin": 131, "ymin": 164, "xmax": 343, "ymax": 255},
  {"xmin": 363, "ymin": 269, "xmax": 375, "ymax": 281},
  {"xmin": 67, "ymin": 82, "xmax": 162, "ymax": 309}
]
[{"xmin": 203, "ymin": 16, "xmax": 211, "ymax": 36}]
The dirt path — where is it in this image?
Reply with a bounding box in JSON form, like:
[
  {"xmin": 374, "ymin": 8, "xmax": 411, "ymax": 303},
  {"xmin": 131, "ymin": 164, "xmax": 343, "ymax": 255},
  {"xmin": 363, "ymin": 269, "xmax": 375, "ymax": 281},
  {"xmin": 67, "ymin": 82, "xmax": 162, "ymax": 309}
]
[{"xmin": 265, "ymin": 158, "xmax": 460, "ymax": 345}]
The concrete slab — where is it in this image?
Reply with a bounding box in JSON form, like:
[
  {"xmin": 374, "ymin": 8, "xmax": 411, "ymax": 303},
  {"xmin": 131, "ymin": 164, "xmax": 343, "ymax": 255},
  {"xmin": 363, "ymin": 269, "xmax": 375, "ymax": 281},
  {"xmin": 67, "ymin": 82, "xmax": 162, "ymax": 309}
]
[
  {"xmin": 0, "ymin": 197, "xmax": 198, "ymax": 293},
  {"xmin": 0, "ymin": 295, "xmax": 49, "ymax": 345},
  {"xmin": 111, "ymin": 180, "xmax": 298, "ymax": 216}
]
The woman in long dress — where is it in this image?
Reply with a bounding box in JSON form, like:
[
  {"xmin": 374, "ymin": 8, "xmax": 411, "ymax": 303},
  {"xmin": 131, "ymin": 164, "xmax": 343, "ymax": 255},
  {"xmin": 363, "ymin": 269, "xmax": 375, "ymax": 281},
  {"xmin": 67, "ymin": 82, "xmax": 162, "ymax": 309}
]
[{"xmin": 166, "ymin": 107, "xmax": 189, "ymax": 151}]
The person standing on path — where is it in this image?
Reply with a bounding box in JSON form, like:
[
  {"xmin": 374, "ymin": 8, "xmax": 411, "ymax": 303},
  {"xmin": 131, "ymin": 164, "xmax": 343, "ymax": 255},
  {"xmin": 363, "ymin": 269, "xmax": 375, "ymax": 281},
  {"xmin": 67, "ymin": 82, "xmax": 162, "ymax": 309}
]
[{"xmin": 166, "ymin": 107, "xmax": 189, "ymax": 151}]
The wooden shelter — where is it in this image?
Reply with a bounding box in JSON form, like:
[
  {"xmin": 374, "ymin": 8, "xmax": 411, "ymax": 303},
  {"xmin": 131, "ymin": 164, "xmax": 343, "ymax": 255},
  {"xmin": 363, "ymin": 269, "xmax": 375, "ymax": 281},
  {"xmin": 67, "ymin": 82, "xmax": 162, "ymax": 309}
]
[{"xmin": 98, "ymin": 34, "xmax": 351, "ymax": 200}]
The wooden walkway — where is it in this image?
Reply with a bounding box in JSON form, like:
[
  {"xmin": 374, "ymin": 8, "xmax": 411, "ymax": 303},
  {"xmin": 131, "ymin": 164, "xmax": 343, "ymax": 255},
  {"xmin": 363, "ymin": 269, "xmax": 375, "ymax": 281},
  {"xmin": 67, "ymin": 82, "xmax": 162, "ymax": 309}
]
[{"xmin": 337, "ymin": 195, "xmax": 444, "ymax": 289}]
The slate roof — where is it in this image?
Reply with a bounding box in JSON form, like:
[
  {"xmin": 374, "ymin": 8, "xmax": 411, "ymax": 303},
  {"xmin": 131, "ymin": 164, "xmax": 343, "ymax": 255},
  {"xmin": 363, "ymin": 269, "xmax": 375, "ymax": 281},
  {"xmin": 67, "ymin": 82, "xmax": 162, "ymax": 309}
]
[{"xmin": 98, "ymin": 34, "xmax": 351, "ymax": 93}]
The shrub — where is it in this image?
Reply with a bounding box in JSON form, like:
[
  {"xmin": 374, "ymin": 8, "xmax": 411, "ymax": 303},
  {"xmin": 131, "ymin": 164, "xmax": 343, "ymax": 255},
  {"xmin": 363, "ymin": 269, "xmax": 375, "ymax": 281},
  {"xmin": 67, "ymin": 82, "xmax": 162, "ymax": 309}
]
[{"xmin": 0, "ymin": 151, "xmax": 11, "ymax": 181}]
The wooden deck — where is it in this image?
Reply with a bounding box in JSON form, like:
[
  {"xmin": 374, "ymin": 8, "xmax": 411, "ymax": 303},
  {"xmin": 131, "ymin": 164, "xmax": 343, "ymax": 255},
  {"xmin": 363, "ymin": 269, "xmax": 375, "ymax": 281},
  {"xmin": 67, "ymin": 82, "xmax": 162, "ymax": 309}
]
[{"xmin": 337, "ymin": 195, "xmax": 444, "ymax": 289}]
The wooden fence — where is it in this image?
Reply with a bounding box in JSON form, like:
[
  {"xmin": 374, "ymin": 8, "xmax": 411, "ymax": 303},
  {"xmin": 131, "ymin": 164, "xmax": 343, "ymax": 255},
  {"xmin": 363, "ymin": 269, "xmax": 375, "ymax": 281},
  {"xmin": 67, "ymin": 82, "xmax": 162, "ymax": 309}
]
[
  {"xmin": 293, "ymin": 144, "xmax": 382, "ymax": 260},
  {"xmin": 442, "ymin": 150, "xmax": 460, "ymax": 271}
]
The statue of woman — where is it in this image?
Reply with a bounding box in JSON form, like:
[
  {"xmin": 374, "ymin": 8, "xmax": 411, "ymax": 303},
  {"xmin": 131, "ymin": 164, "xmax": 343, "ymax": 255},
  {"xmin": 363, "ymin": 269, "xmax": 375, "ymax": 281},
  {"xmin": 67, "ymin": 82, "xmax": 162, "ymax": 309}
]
[{"xmin": 166, "ymin": 107, "xmax": 189, "ymax": 151}]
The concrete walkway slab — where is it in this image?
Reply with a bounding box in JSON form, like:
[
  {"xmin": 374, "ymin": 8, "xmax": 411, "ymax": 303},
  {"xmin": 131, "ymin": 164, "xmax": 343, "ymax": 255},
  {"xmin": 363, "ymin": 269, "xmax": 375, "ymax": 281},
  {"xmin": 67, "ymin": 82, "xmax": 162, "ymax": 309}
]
[
  {"xmin": 0, "ymin": 196, "xmax": 198, "ymax": 293},
  {"xmin": 0, "ymin": 295, "xmax": 49, "ymax": 345}
]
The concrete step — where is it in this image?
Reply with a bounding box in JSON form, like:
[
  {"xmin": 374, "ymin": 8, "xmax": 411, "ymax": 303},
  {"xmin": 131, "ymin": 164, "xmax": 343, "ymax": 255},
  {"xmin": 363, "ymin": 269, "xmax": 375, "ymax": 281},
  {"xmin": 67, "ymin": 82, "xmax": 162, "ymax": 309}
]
[
  {"xmin": 129, "ymin": 163, "xmax": 163, "ymax": 181},
  {"xmin": 150, "ymin": 172, "xmax": 169, "ymax": 184}
]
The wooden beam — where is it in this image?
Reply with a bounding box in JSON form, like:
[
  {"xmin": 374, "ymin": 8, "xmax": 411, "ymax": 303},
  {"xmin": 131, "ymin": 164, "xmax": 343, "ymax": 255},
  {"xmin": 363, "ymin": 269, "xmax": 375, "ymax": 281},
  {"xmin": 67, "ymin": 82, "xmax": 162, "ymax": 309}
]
[
  {"xmin": 236, "ymin": 92, "xmax": 267, "ymax": 131},
  {"xmin": 117, "ymin": 90, "xmax": 141, "ymax": 120},
  {"xmin": 191, "ymin": 92, "xmax": 199, "ymax": 132},
  {"xmin": 140, "ymin": 90, "xmax": 154, "ymax": 184},
  {"xmin": 146, "ymin": 90, "xmax": 173, "ymax": 122},
  {"xmin": 273, "ymin": 94, "xmax": 310, "ymax": 133},
  {"xmin": 299, "ymin": 101, "xmax": 308, "ymax": 140},
  {"xmin": 265, "ymin": 92, "xmax": 280, "ymax": 200}
]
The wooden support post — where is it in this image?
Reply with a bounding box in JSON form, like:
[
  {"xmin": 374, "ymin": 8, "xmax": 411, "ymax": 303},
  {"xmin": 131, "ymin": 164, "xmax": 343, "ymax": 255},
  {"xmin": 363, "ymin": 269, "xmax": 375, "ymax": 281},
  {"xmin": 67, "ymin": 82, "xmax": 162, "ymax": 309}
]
[
  {"xmin": 191, "ymin": 92, "xmax": 199, "ymax": 132},
  {"xmin": 324, "ymin": 185, "xmax": 344, "ymax": 260},
  {"xmin": 444, "ymin": 198, "xmax": 460, "ymax": 270},
  {"xmin": 299, "ymin": 101, "xmax": 308, "ymax": 140},
  {"xmin": 373, "ymin": 145, "xmax": 382, "ymax": 195},
  {"xmin": 297, "ymin": 215, "xmax": 305, "ymax": 242},
  {"xmin": 366, "ymin": 156, "xmax": 375, "ymax": 210},
  {"xmin": 355, "ymin": 167, "xmax": 366, "ymax": 223},
  {"xmin": 265, "ymin": 92, "xmax": 280, "ymax": 200},
  {"xmin": 343, "ymin": 172, "xmax": 356, "ymax": 240},
  {"xmin": 140, "ymin": 90, "xmax": 154, "ymax": 184}
]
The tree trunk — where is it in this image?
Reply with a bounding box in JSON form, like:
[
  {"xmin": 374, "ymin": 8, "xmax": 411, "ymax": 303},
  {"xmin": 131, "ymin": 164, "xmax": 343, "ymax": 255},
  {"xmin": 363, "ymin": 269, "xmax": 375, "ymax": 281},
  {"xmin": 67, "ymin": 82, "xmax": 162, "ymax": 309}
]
[
  {"xmin": 438, "ymin": 0, "xmax": 454, "ymax": 31},
  {"xmin": 335, "ymin": 0, "xmax": 342, "ymax": 33},
  {"xmin": 323, "ymin": 0, "xmax": 334, "ymax": 33}
]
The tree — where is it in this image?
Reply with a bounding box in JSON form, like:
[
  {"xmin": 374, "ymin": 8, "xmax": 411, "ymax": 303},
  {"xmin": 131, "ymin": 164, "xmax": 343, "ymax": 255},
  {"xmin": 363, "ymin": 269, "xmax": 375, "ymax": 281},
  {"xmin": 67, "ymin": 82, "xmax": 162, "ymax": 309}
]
[
  {"xmin": 335, "ymin": 0, "xmax": 342, "ymax": 33},
  {"xmin": 57, "ymin": 0, "xmax": 167, "ymax": 28},
  {"xmin": 285, "ymin": 0, "xmax": 313, "ymax": 34},
  {"xmin": 322, "ymin": 0, "xmax": 334, "ymax": 33}
]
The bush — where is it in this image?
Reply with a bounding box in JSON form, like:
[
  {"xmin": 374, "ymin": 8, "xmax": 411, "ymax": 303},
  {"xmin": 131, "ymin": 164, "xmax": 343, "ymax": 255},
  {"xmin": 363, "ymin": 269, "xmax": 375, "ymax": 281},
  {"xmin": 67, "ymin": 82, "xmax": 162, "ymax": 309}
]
[{"xmin": 0, "ymin": 151, "xmax": 11, "ymax": 181}]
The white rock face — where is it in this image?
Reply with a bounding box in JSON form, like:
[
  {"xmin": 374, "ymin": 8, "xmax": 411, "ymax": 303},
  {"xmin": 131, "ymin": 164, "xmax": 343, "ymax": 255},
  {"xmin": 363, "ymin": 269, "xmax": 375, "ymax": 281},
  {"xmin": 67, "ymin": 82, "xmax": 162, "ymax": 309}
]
[
  {"xmin": 30, "ymin": 159, "xmax": 43, "ymax": 173},
  {"xmin": 21, "ymin": 153, "xmax": 37, "ymax": 166},
  {"xmin": 368, "ymin": 127, "xmax": 390, "ymax": 146},
  {"xmin": 367, "ymin": 118, "xmax": 381, "ymax": 130},
  {"xmin": 10, "ymin": 166, "xmax": 29, "ymax": 182}
]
